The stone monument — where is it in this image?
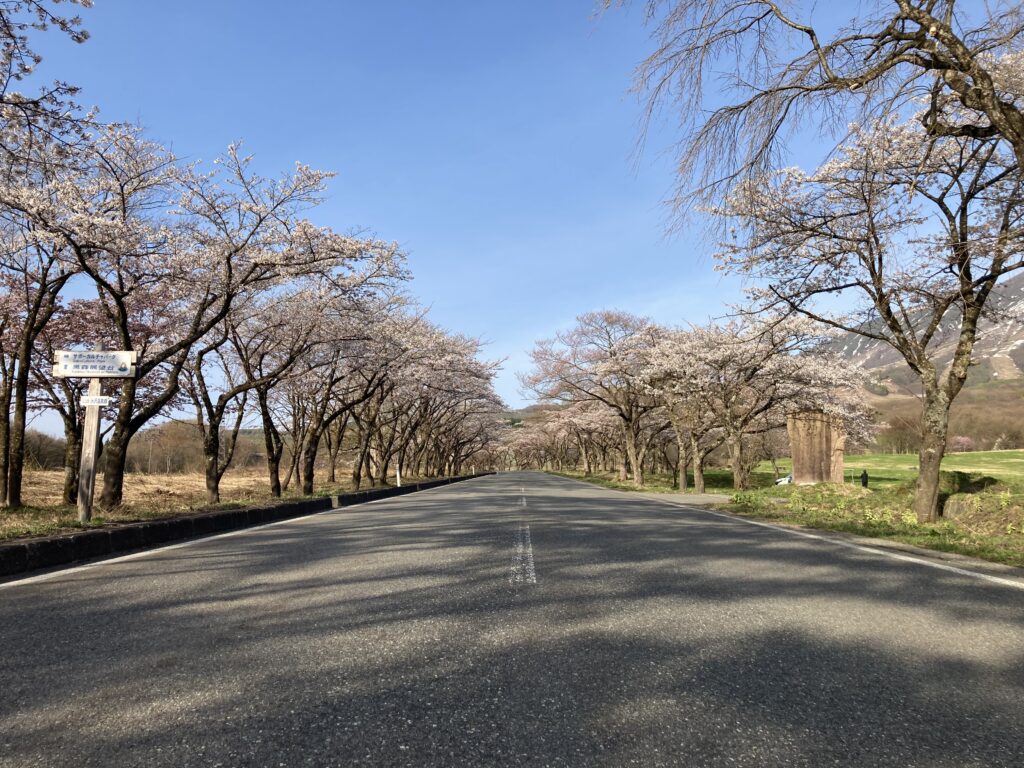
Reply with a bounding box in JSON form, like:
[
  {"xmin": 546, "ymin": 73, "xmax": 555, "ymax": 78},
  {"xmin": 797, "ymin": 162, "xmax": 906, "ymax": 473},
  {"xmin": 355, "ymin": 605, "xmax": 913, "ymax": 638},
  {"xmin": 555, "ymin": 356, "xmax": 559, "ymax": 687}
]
[{"xmin": 786, "ymin": 410, "xmax": 845, "ymax": 484}]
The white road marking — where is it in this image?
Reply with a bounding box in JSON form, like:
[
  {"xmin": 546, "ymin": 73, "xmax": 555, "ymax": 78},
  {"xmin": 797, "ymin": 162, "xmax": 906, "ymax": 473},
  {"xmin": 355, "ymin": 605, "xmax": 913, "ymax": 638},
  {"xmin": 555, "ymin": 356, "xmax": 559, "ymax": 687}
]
[
  {"xmin": 666, "ymin": 503, "xmax": 1024, "ymax": 592},
  {"xmin": 509, "ymin": 522, "xmax": 537, "ymax": 585}
]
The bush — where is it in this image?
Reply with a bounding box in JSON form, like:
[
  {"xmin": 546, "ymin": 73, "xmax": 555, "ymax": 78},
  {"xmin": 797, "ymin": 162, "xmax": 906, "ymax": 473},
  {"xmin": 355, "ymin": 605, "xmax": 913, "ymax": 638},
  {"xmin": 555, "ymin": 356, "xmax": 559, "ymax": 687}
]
[{"xmin": 731, "ymin": 491, "xmax": 770, "ymax": 514}]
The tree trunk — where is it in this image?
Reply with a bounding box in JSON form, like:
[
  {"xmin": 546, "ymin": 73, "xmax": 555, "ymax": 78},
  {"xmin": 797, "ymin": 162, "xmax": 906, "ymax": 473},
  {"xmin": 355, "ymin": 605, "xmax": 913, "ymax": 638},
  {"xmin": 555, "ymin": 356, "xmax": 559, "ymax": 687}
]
[
  {"xmin": 62, "ymin": 424, "xmax": 82, "ymax": 505},
  {"xmin": 324, "ymin": 425, "xmax": 337, "ymax": 484},
  {"xmin": 691, "ymin": 434, "xmax": 705, "ymax": 494},
  {"xmin": 352, "ymin": 425, "xmax": 373, "ymax": 491},
  {"xmin": 578, "ymin": 435, "xmax": 592, "ymax": 476},
  {"xmin": 100, "ymin": 377, "xmax": 142, "ymax": 509},
  {"xmin": 204, "ymin": 431, "xmax": 221, "ymax": 504},
  {"xmin": 728, "ymin": 433, "xmax": 750, "ymax": 490},
  {"xmin": 259, "ymin": 399, "xmax": 283, "ymax": 497},
  {"xmin": 624, "ymin": 428, "xmax": 644, "ymax": 487},
  {"xmin": 325, "ymin": 414, "xmax": 349, "ymax": 485},
  {"xmin": 99, "ymin": 433, "xmax": 128, "ymax": 508},
  {"xmin": 676, "ymin": 438, "xmax": 689, "ymax": 494},
  {"xmin": 6, "ymin": 346, "xmax": 32, "ymax": 508},
  {"xmin": 301, "ymin": 430, "xmax": 321, "ymax": 496},
  {"xmin": 0, "ymin": 377, "xmax": 11, "ymax": 505},
  {"xmin": 913, "ymin": 391, "xmax": 951, "ymax": 523}
]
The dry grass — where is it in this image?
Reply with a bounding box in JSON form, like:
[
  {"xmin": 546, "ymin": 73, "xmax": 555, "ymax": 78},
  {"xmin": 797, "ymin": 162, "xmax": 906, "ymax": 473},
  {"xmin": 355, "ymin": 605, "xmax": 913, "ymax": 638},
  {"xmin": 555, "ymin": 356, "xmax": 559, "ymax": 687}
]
[{"xmin": 0, "ymin": 469, "xmax": 361, "ymax": 541}]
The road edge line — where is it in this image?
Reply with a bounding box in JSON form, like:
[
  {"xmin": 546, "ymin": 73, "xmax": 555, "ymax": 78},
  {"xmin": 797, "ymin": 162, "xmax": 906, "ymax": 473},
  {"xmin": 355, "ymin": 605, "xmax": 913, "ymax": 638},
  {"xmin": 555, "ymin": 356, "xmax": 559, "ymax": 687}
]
[
  {"xmin": 0, "ymin": 474, "xmax": 494, "ymax": 590},
  {"xmin": 651, "ymin": 497, "xmax": 1024, "ymax": 592}
]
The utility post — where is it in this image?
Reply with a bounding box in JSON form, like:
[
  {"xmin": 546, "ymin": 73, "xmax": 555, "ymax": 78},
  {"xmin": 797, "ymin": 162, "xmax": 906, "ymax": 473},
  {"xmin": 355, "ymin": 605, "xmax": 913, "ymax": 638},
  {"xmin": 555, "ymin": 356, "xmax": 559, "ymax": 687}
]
[{"xmin": 53, "ymin": 344, "xmax": 138, "ymax": 522}]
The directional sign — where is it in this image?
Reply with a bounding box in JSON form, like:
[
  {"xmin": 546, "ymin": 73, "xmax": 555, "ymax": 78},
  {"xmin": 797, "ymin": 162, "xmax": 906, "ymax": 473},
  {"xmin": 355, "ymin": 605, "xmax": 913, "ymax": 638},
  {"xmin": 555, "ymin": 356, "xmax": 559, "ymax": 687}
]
[
  {"xmin": 53, "ymin": 350, "xmax": 137, "ymax": 378},
  {"xmin": 80, "ymin": 395, "xmax": 113, "ymax": 406}
]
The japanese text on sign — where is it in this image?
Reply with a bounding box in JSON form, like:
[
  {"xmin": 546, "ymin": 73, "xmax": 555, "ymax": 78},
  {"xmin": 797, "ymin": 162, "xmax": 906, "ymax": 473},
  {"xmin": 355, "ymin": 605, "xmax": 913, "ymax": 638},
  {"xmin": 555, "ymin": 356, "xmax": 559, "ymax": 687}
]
[{"xmin": 53, "ymin": 350, "xmax": 137, "ymax": 378}]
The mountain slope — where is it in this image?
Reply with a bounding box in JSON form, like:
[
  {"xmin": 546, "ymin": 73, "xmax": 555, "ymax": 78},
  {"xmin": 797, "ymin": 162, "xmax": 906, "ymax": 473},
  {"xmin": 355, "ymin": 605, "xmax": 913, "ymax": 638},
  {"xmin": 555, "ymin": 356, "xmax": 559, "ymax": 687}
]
[{"xmin": 834, "ymin": 272, "xmax": 1024, "ymax": 389}]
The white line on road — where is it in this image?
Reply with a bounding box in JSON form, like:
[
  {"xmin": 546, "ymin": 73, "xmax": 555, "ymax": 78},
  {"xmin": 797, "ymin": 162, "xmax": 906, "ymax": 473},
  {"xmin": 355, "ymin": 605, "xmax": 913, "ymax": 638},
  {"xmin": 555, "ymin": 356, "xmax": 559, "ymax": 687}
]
[
  {"xmin": 666, "ymin": 503, "xmax": 1024, "ymax": 592},
  {"xmin": 509, "ymin": 521, "xmax": 537, "ymax": 585},
  {"xmin": 0, "ymin": 483, "xmax": 462, "ymax": 591}
]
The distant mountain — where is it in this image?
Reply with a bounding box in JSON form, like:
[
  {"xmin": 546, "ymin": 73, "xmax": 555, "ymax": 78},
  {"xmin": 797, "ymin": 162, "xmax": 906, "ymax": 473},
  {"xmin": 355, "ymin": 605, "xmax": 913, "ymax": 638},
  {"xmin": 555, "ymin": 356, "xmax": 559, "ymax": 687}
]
[{"xmin": 833, "ymin": 272, "xmax": 1024, "ymax": 390}]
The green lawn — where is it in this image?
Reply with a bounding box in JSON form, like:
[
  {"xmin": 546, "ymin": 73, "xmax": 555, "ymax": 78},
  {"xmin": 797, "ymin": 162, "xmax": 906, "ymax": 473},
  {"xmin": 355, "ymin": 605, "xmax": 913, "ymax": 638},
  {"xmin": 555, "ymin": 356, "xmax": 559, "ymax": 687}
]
[{"xmin": 764, "ymin": 449, "xmax": 1024, "ymax": 492}]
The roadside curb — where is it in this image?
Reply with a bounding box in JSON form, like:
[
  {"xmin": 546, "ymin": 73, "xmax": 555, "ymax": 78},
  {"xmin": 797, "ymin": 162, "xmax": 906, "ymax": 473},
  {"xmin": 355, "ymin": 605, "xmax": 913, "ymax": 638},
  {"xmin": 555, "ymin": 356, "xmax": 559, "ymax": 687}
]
[{"xmin": 0, "ymin": 473, "xmax": 493, "ymax": 579}]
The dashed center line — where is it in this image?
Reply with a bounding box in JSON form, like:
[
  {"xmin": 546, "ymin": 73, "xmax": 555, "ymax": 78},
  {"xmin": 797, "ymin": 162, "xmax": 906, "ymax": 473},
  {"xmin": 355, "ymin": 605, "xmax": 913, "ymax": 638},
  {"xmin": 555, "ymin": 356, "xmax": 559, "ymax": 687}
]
[{"xmin": 510, "ymin": 521, "xmax": 537, "ymax": 585}]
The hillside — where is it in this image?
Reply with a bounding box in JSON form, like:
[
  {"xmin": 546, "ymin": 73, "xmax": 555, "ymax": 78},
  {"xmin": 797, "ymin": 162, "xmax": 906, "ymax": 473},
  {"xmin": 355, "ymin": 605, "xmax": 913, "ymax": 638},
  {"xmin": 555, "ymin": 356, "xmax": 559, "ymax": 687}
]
[
  {"xmin": 835, "ymin": 272, "xmax": 1024, "ymax": 388},
  {"xmin": 830, "ymin": 273, "xmax": 1024, "ymax": 450}
]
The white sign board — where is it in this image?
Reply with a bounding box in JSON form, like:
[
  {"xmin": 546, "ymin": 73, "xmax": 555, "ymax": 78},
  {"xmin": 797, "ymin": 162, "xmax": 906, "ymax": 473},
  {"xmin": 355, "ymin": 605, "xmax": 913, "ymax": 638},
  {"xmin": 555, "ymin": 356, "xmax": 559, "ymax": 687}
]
[
  {"xmin": 80, "ymin": 395, "xmax": 113, "ymax": 406},
  {"xmin": 53, "ymin": 350, "xmax": 137, "ymax": 378}
]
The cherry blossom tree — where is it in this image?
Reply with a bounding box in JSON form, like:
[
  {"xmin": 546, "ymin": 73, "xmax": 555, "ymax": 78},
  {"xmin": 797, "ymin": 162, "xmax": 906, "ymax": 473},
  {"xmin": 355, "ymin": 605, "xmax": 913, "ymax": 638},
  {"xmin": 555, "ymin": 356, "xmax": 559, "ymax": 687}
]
[
  {"xmin": 185, "ymin": 238, "xmax": 405, "ymax": 503},
  {"xmin": 523, "ymin": 310, "xmax": 663, "ymax": 486},
  {"xmin": 0, "ymin": 125, "xmax": 382, "ymax": 506},
  {"xmin": 645, "ymin": 316, "xmax": 867, "ymax": 490},
  {"xmin": 397, "ymin": 331, "xmax": 503, "ymax": 478},
  {"xmin": 347, "ymin": 319, "xmax": 503, "ymax": 484},
  {"xmin": 0, "ymin": 212, "xmax": 78, "ymax": 507},
  {"xmin": 643, "ymin": 330, "xmax": 725, "ymax": 493},
  {"xmin": 715, "ymin": 117, "xmax": 1023, "ymax": 519}
]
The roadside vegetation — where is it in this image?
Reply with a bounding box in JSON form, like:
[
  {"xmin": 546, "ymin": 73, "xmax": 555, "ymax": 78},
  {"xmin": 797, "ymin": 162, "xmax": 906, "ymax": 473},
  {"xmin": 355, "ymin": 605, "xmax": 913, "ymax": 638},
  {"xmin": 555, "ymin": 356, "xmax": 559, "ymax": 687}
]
[{"xmin": 554, "ymin": 450, "xmax": 1024, "ymax": 568}]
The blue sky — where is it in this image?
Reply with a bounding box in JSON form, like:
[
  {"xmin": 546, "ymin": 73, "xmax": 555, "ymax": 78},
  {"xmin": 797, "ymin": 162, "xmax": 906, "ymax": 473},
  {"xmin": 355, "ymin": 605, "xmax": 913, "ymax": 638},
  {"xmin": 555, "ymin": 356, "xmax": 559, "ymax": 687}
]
[{"xmin": 36, "ymin": 1, "xmax": 747, "ymax": 409}]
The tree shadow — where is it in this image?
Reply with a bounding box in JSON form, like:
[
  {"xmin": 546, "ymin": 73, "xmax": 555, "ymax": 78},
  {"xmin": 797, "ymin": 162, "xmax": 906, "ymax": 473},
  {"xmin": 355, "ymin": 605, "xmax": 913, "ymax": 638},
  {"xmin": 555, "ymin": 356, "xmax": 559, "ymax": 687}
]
[{"xmin": 2, "ymin": 472, "xmax": 1023, "ymax": 766}]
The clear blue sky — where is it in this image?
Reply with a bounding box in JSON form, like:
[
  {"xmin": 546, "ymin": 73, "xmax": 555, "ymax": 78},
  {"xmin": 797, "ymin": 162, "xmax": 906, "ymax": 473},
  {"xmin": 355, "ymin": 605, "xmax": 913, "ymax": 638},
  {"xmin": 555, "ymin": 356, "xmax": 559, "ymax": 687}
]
[{"xmin": 36, "ymin": 1, "xmax": 746, "ymax": 409}]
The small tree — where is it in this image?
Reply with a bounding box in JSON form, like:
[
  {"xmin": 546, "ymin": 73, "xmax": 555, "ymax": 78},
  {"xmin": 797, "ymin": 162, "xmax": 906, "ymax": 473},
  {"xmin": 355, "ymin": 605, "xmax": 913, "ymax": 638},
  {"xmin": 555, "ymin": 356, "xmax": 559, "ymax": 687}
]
[{"xmin": 949, "ymin": 434, "xmax": 976, "ymax": 453}]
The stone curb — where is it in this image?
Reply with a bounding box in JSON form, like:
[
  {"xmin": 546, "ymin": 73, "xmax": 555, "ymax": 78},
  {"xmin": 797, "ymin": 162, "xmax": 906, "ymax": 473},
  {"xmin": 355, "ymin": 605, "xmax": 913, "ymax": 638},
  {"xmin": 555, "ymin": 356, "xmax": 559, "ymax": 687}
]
[{"xmin": 0, "ymin": 473, "xmax": 493, "ymax": 579}]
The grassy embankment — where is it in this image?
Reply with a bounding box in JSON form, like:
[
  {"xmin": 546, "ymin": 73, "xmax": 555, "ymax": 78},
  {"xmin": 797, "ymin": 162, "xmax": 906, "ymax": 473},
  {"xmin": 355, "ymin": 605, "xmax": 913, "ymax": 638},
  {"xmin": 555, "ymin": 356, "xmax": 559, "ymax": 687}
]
[
  {"xmin": 0, "ymin": 470, "xmax": 387, "ymax": 542},
  {"xmin": 553, "ymin": 450, "xmax": 1024, "ymax": 568}
]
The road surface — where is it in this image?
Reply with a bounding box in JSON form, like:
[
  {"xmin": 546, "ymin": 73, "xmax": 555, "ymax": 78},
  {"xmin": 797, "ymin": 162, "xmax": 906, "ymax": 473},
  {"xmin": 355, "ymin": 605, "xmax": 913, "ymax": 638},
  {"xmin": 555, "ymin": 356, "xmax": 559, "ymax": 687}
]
[{"xmin": 2, "ymin": 471, "xmax": 1023, "ymax": 767}]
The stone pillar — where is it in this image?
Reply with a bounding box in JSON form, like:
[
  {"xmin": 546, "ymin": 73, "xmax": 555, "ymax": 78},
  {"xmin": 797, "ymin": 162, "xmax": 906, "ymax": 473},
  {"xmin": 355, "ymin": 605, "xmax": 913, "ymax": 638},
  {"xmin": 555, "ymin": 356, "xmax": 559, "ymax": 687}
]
[{"xmin": 787, "ymin": 411, "xmax": 845, "ymax": 485}]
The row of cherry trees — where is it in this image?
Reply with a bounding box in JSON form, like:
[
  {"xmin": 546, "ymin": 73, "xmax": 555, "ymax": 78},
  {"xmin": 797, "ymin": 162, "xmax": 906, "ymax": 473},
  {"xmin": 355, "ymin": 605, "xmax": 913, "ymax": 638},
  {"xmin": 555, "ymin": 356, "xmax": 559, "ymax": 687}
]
[
  {"xmin": 511, "ymin": 310, "xmax": 869, "ymax": 492},
  {"xmin": 610, "ymin": 1, "xmax": 1024, "ymax": 522},
  {"xmin": 0, "ymin": 2, "xmax": 506, "ymax": 509}
]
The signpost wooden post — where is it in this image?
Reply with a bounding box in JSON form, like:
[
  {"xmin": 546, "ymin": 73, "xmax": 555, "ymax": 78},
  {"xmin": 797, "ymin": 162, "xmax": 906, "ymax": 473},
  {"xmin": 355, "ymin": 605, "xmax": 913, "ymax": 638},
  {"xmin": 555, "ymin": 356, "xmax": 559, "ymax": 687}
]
[
  {"xmin": 77, "ymin": 376, "xmax": 104, "ymax": 522},
  {"xmin": 52, "ymin": 345, "xmax": 138, "ymax": 522}
]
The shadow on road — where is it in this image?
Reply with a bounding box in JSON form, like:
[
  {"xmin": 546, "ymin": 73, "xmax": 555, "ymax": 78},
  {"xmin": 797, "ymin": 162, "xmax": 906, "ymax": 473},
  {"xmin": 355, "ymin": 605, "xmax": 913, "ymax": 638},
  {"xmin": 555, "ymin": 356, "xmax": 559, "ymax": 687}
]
[{"xmin": 2, "ymin": 472, "xmax": 1023, "ymax": 766}]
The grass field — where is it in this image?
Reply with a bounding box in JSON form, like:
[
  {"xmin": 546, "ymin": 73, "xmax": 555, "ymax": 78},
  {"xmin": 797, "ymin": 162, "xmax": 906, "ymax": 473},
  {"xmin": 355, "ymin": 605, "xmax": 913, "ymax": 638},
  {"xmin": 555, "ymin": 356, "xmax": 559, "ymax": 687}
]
[
  {"xmin": 768, "ymin": 450, "xmax": 1024, "ymax": 491},
  {"xmin": 554, "ymin": 450, "xmax": 1024, "ymax": 568},
  {"xmin": 0, "ymin": 469, "xmax": 368, "ymax": 542}
]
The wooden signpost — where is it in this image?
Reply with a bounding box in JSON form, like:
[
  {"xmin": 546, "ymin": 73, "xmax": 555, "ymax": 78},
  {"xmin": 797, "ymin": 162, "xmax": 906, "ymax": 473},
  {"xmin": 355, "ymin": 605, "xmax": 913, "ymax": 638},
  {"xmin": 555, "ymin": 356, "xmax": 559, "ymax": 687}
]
[{"xmin": 52, "ymin": 345, "xmax": 138, "ymax": 522}]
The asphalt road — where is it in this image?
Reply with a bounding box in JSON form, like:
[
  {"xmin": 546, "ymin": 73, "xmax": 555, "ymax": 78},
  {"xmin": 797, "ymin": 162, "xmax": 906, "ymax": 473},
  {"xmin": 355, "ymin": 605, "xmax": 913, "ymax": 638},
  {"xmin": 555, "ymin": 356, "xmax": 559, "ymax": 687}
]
[{"xmin": 2, "ymin": 471, "xmax": 1024, "ymax": 767}]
